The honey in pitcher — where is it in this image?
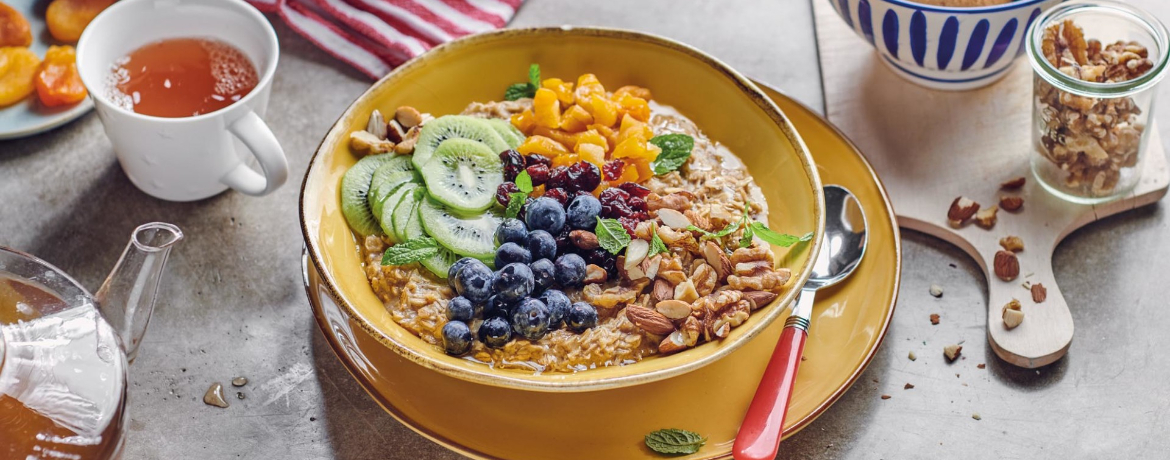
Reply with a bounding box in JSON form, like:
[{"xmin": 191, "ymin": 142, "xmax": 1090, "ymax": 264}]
[
  {"xmin": 106, "ymin": 37, "xmax": 259, "ymax": 118},
  {"xmin": 0, "ymin": 276, "xmax": 126, "ymax": 460}
]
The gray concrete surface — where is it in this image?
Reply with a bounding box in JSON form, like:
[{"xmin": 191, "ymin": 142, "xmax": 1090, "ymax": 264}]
[{"xmin": 1, "ymin": 0, "xmax": 1168, "ymax": 458}]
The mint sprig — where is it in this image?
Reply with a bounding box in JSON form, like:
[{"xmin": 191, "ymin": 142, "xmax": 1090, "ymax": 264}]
[
  {"xmin": 645, "ymin": 428, "xmax": 706, "ymax": 455},
  {"xmin": 595, "ymin": 217, "xmax": 632, "ymax": 255},
  {"xmin": 381, "ymin": 237, "xmax": 440, "ymax": 266},
  {"xmin": 504, "ymin": 63, "xmax": 541, "ymax": 101},
  {"xmin": 515, "ymin": 170, "xmax": 533, "ymax": 193},
  {"xmin": 649, "ymin": 134, "xmax": 694, "ymax": 175},
  {"xmin": 504, "ymin": 192, "xmax": 527, "ymax": 218},
  {"xmin": 688, "ymin": 201, "xmax": 810, "ymax": 249},
  {"xmin": 649, "ymin": 223, "xmax": 669, "ymax": 256}
]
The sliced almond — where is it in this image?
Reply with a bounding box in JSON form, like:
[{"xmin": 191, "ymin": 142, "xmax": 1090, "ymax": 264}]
[
  {"xmin": 642, "ymin": 255, "xmax": 662, "ymax": 280},
  {"xmin": 624, "ymin": 239, "xmax": 650, "ymax": 269},
  {"xmin": 655, "ymin": 299, "xmax": 692, "ymax": 320},
  {"xmin": 702, "ymin": 241, "xmax": 732, "ymax": 280},
  {"xmin": 658, "ymin": 331, "xmax": 688, "ymax": 355},
  {"xmin": 657, "ymin": 208, "xmax": 692, "ymax": 229},
  {"xmin": 1000, "ymin": 176, "xmax": 1026, "ymax": 190},
  {"xmin": 366, "ymin": 110, "xmax": 388, "ymax": 140}
]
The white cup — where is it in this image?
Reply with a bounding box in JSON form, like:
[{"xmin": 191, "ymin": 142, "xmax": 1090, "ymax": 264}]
[{"xmin": 77, "ymin": 0, "xmax": 288, "ymax": 202}]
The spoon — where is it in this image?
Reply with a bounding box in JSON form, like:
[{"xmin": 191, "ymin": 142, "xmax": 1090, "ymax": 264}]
[{"xmin": 733, "ymin": 185, "xmax": 868, "ymax": 460}]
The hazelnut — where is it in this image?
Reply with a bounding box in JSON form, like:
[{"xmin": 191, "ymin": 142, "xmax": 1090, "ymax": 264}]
[
  {"xmin": 569, "ymin": 230, "xmax": 600, "ymax": 250},
  {"xmin": 993, "ymin": 250, "xmax": 1020, "ymax": 281}
]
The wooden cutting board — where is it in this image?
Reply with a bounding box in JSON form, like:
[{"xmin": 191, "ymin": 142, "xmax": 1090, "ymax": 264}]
[{"xmin": 811, "ymin": 0, "xmax": 1170, "ymax": 368}]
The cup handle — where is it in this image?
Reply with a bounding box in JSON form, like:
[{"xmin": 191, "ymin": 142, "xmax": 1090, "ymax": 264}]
[{"xmin": 220, "ymin": 110, "xmax": 289, "ymax": 196}]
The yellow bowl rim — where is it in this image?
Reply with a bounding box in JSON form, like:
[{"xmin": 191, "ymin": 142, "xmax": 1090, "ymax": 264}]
[{"xmin": 299, "ymin": 26, "xmax": 826, "ymax": 392}]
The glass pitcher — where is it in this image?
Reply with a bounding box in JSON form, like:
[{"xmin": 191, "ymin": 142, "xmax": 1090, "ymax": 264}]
[{"xmin": 0, "ymin": 223, "xmax": 182, "ymax": 460}]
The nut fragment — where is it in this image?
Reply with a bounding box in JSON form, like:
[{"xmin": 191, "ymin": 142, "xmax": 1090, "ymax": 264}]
[
  {"xmin": 350, "ymin": 130, "xmax": 395, "ymax": 154},
  {"xmin": 1002, "ymin": 299, "xmax": 1024, "ymax": 329},
  {"xmin": 385, "ymin": 119, "xmax": 406, "ymax": 143},
  {"xmin": 974, "ymin": 204, "xmax": 998, "ymax": 228},
  {"xmin": 702, "ymin": 241, "xmax": 732, "ymax": 280},
  {"xmin": 655, "ymin": 299, "xmax": 692, "ymax": 320},
  {"xmin": 366, "ymin": 109, "xmax": 388, "ymax": 139},
  {"xmin": 647, "ymin": 192, "xmax": 693, "ymax": 212},
  {"xmin": 930, "ymin": 313, "xmax": 940, "ymax": 325},
  {"xmin": 674, "ymin": 279, "xmax": 699, "ymax": 303},
  {"xmin": 734, "ymin": 260, "xmax": 773, "ymax": 277},
  {"xmin": 947, "ymin": 196, "xmax": 980, "ymax": 226},
  {"xmin": 680, "ymin": 316, "xmax": 702, "ymax": 346},
  {"xmin": 1001, "ymin": 177, "xmax": 1027, "ymax": 189},
  {"xmin": 656, "ymin": 208, "xmax": 692, "ymax": 229},
  {"xmin": 691, "ymin": 263, "xmax": 717, "ymax": 296},
  {"xmin": 999, "ymin": 236, "xmax": 1025, "ymax": 253},
  {"xmin": 658, "ymin": 331, "xmax": 688, "ymax": 355},
  {"xmin": 395, "ymin": 105, "xmax": 424, "ymax": 128},
  {"xmin": 625, "ymin": 306, "xmax": 675, "ymax": 335},
  {"xmin": 929, "ymin": 284, "xmax": 943, "ymax": 298},
  {"xmin": 1031, "ymin": 283, "xmax": 1047, "ymax": 303},
  {"xmin": 570, "ymin": 230, "xmax": 600, "ymax": 250},
  {"xmin": 904, "ymin": 383, "xmax": 914, "ymax": 390},
  {"xmin": 742, "ymin": 291, "xmax": 778, "ymax": 310},
  {"xmin": 999, "ymin": 196, "xmax": 1024, "ymax": 212},
  {"xmin": 908, "ymin": 351, "xmax": 917, "ymax": 361},
  {"xmin": 394, "ymin": 127, "xmax": 419, "ymax": 154},
  {"xmin": 993, "ymin": 250, "xmax": 1020, "ymax": 281},
  {"xmin": 624, "ymin": 239, "xmax": 650, "ymax": 269},
  {"xmin": 584, "ymin": 264, "xmax": 607, "ymax": 284},
  {"xmin": 943, "ymin": 344, "xmax": 962, "ymax": 362},
  {"xmin": 651, "ymin": 279, "xmax": 673, "ymax": 304}
]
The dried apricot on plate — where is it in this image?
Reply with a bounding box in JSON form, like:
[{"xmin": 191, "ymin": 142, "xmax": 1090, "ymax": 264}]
[
  {"xmin": 45, "ymin": 0, "xmax": 116, "ymax": 42},
  {"xmin": 35, "ymin": 45, "xmax": 87, "ymax": 107},
  {"xmin": 0, "ymin": 47, "xmax": 40, "ymax": 107},
  {"xmin": 0, "ymin": 2, "xmax": 32, "ymax": 47}
]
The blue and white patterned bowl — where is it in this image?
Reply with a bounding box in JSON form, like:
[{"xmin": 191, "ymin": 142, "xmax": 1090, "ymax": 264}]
[{"xmin": 829, "ymin": 0, "xmax": 1065, "ymax": 90}]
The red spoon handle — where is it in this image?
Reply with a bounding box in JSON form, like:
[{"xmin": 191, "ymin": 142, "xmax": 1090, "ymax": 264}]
[{"xmin": 733, "ymin": 321, "xmax": 808, "ymax": 460}]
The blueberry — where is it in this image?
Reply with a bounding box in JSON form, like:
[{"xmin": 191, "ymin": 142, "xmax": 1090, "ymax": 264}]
[
  {"xmin": 566, "ymin": 302, "xmax": 598, "ymax": 332},
  {"xmin": 441, "ymin": 321, "xmax": 473, "ymax": 355},
  {"xmin": 554, "ymin": 253, "xmax": 587, "ymax": 288},
  {"xmin": 495, "ymin": 242, "xmax": 532, "ymax": 267},
  {"xmin": 526, "ymin": 230, "xmax": 557, "ymax": 261},
  {"xmin": 453, "ymin": 260, "xmax": 493, "ymax": 304},
  {"xmin": 529, "ymin": 258, "xmax": 556, "ymax": 293},
  {"xmin": 478, "ymin": 316, "xmax": 512, "ymax": 348},
  {"xmin": 510, "ymin": 297, "xmax": 551, "ymax": 341},
  {"xmin": 524, "ymin": 197, "xmax": 566, "ymax": 234},
  {"xmin": 565, "ymin": 195, "xmax": 602, "ymax": 230},
  {"xmin": 447, "ymin": 296, "xmax": 475, "ymax": 322},
  {"xmin": 540, "ymin": 289, "xmax": 571, "ymax": 328},
  {"xmin": 484, "ymin": 294, "xmax": 516, "ymax": 319},
  {"xmin": 447, "ymin": 257, "xmax": 478, "ymax": 290},
  {"xmin": 492, "ymin": 262, "xmax": 535, "ymax": 302},
  {"xmin": 495, "ymin": 218, "xmax": 529, "ymax": 246}
]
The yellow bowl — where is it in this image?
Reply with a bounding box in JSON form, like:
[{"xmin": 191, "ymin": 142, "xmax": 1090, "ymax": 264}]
[{"xmin": 300, "ymin": 27, "xmax": 825, "ymax": 391}]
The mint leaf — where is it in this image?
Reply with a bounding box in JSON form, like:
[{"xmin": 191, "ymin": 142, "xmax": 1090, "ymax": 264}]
[
  {"xmin": 505, "ymin": 192, "xmax": 527, "ymax": 218},
  {"xmin": 528, "ymin": 63, "xmax": 541, "ymax": 89},
  {"xmin": 645, "ymin": 428, "xmax": 706, "ymax": 455},
  {"xmin": 739, "ymin": 225, "xmax": 754, "ymax": 248},
  {"xmin": 595, "ymin": 217, "xmax": 632, "ymax": 255},
  {"xmin": 649, "ymin": 134, "xmax": 694, "ymax": 175},
  {"xmin": 649, "ymin": 223, "xmax": 669, "ymax": 256},
  {"xmin": 686, "ymin": 225, "xmax": 714, "ymax": 238},
  {"xmin": 504, "ymin": 83, "xmax": 535, "ymax": 101},
  {"xmin": 381, "ymin": 237, "xmax": 440, "ymax": 266},
  {"xmin": 515, "ymin": 170, "xmax": 533, "ymax": 193},
  {"xmin": 748, "ymin": 221, "xmax": 808, "ymax": 247}
]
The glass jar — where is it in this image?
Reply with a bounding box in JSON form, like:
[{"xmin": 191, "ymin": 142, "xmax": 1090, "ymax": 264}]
[{"xmin": 1027, "ymin": 0, "xmax": 1169, "ymax": 203}]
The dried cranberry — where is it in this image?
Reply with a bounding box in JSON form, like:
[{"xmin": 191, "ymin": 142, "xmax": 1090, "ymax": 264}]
[
  {"xmin": 543, "ymin": 187, "xmax": 570, "ymax": 207},
  {"xmin": 565, "ymin": 161, "xmax": 602, "ymax": 193},
  {"xmin": 599, "ymin": 188, "xmax": 634, "ymax": 219},
  {"xmin": 628, "ymin": 196, "xmax": 647, "ymax": 216},
  {"xmin": 603, "ymin": 159, "xmax": 626, "ymax": 182},
  {"xmin": 547, "ymin": 166, "xmax": 570, "ymax": 190},
  {"xmin": 575, "ymin": 190, "xmax": 594, "ymax": 198},
  {"xmin": 525, "ymin": 164, "xmax": 550, "ymax": 186},
  {"xmin": 584, "ymin": 248, "xmax": 618, "ymax": 277},
  {"xmin": 617, "ymin": 217, "xmax": 640, "ymax": 237},
  {"xmin": 496, "ymin": 182, "xmax": 520, "ymax": 207},
  {"xmin": 500, "ymin": 149, "xmax": 525, "ymax": 181},
  {"xmin": 525, "ymin": 154, "xmax": 551, "ymax": 168},
  {"xmin": 617, "ymin": 182, "xmax": 651, "ymax": 198},
  {"xmin": 554, "ymin": 227, "xmax": 574, "ymax": 255}
]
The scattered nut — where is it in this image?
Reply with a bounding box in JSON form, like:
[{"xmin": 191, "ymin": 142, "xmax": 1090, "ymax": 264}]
[
  {"xmin": 569, "ymin": 230, "xmax": 600, "ymax": 250},
  {"xmin": 972, "ymin": 413, "xmax": 982, "ymax": 421},
  {"xmin": 394, "ymin": 127, "xmax": 419, "ymax": 154},
  {"xmin": 904, "ymin": 383, "xmax": 914, "ymax": 390},
  {"xmin": 930, "ymin": 313, "xmax": 940, "ymax": 325},
  {"xmin": 741, "ymin": 291, "xmax": 779, "ymax": 310},
  {"xmin": 1001, "ymin": 177, "xmax": 1026, "ymax": 189},
  {"xmin": 1002, "ymin": 299, "xmax": 1024, "ymax": 329},
  {"xmin": 947, "ymin": 196, "xmax": 980, "ymax": 226},
  {"xmin": 395, "ymin": 105, "xmax": 424, "ymax": 128},
  {"xmin": 999, "ymin": 196, "xmax": 1024, "ymax": 212},
  {"xmin": 993, "ymin": 250, "xmax": 1020, "ymax": 281},
  {"xmin": 974, "ymin": 204, "xmax": 998, "ymax": 228},
  {"xmin": 655, "ymin": 299, "xmax": 692, "ymax": 320},
  {"xmin": 908, "ymin": 351, "xmax": 917, "ymax": 361},
  {"xmin": 385, "ymin": 119, "xmax": 406, "ymax": 143},
  {"xmin": 880, "ymin": 394, "xmax": 892, "ymax": 400},
  {"xmin": 999, "ymin": 236, "xmax": 1025, "ymax": 253},
  {"xmin": 943, "ymin": 344, "xmax": 962, "ymax": 362},
  {"xmin": 349, "ymin": 130, "xmax": 395, "ymax": 154},
  {"xmin": 656, "ymin": 208, "xmax": 692, "ymax": 229},
  {"xmin": 977, "ymin": 363, "xmax": 986, "ymax": 369},
  {"xmin": 1031, "ymin": 283, "xmax": 1047, "ymax": 303},
  {"xmin": 929, "ymin": 284, "xmax": 943, "ymax": 298},
  {"xmin": 366, "ymin": 109, "xmax": 388, "ymax": 140},
  {"xmin": 584, "ymin": 264, "xmax": 607, "ymax": 284},
  {"xmin": 625, "ymin": 306, "xmax": 675, "ymax": 335}
]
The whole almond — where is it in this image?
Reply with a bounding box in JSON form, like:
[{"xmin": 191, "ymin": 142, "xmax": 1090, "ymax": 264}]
[
  {"xmin": 999, "ymin": 196, "xmax": 1024, "ymax": 212},
  {"xmin": 570, "ymin": 230, "xmax": 600, "ymax": 250},
  {"xmin": 742, "ymin": 291, "xmax": 779, "ymax": 310},
  {"xmin": 626, "ymin": 306, "xmax": 675, "ymax": 335},
  {"xmin": 993, "ymin": 250, "xmax": 1020, "ymax": 281},
  {"xmin": 652, "ymin": 279, "xmax": 674, "ymax": 304},
  {"xmin": 655, "ymin": 300, "xmax": 692, "ymax": 320},
  {"xmin": 947, "ymin": 196, "xmax": 980, "ymax": 224}
]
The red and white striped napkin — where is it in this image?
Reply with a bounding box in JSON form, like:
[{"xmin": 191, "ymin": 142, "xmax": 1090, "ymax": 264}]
[{"xmin": 247, "ymin": 0, "xmax": 524, "ymax": 79}]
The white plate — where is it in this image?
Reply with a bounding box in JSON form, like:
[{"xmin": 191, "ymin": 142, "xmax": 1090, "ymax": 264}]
[{"xmin": 0, "ymin": 0, "xmax": 94, "ymax": 140}]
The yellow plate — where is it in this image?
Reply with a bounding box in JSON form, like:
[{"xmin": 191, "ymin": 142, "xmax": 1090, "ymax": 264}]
[
  {"xmin": 299, "ymin": 27, "xmax": 825, "ymax": 391},
  {"xmin": 302, "ymin": 84, "xmax": 901, "ymax": 460}
]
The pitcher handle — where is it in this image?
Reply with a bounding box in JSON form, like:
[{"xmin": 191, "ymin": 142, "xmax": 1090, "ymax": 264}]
[{"xmin": 221, "ymin": 110, "xmax": 289, "ymax": 196}]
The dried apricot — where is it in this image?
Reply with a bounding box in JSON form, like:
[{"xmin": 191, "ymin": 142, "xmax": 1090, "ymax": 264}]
[
  {"xmin": 45, "ymin": 0, "xmax": 116, "ymax": 42},
  {"xmin": 0, "ymin": 47, "xmax": 40, "ymax": 107},
  {"xmin": 532, "ymin": 87, "xmax": 562, "ymax": 129},
  {"xmin": 574, "ymin": 129, "xmax": 608, "ymax": 152},
  {"xmin": 0, "ymin": 2, "xmax": 32, "ymax": 47},
  {"xmin": 517, "ymin": 135, "xmax": 569, "ymax": 157},
  {"xmin": 613, "ymin": 85, "xmax": 652, "ymax": 100},
  {"xmin": 576, "ymin": 143, "xmax": 605, "ymax": 168},
  {"xmin": 35, "ymin": 45, "xmax": 87, "ymax": 107},
  {"xmin": 511, "ymin": 109, "xmax": 536, "ymax": 135},
  {"xmin": 541, "ymin": 77, "xmax": 574, "ymax": 105},
  {"xmin": 560, "ymin": 104, "xmax": 593, "ymax": 133}
]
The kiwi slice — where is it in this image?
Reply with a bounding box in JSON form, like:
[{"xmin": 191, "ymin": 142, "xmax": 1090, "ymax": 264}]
[
  {"xmin": 369, "ymin": 170, "xmax": 419, "ymax": 219},
  {"xmin": 485, "ymin": 118, "xmax": 524, "ymax": 148},
  {"xmin": 420, "ymin": 138, "xmax": 504, "ymax": 213},
  {"xmin": 397, "ymin": 195, "xmax": 459, "ymax": 279},
  {"xmin": 390, "ymin": 186, "xmax": 425, "ymax": 242},
  {"xmin": 340, "ymin": 154, "xmax": 401, "ymax": 236},
  {"xmin": 411, "ymin": 116, "xmax": 510, "ymax": 169},
  {"xmin": 379, "ymin": 183, "xmax": 420, "ymax": 242},
  {"xmin": 419, "ymin": 196, "xmax": 501, "ymax": 259}
]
